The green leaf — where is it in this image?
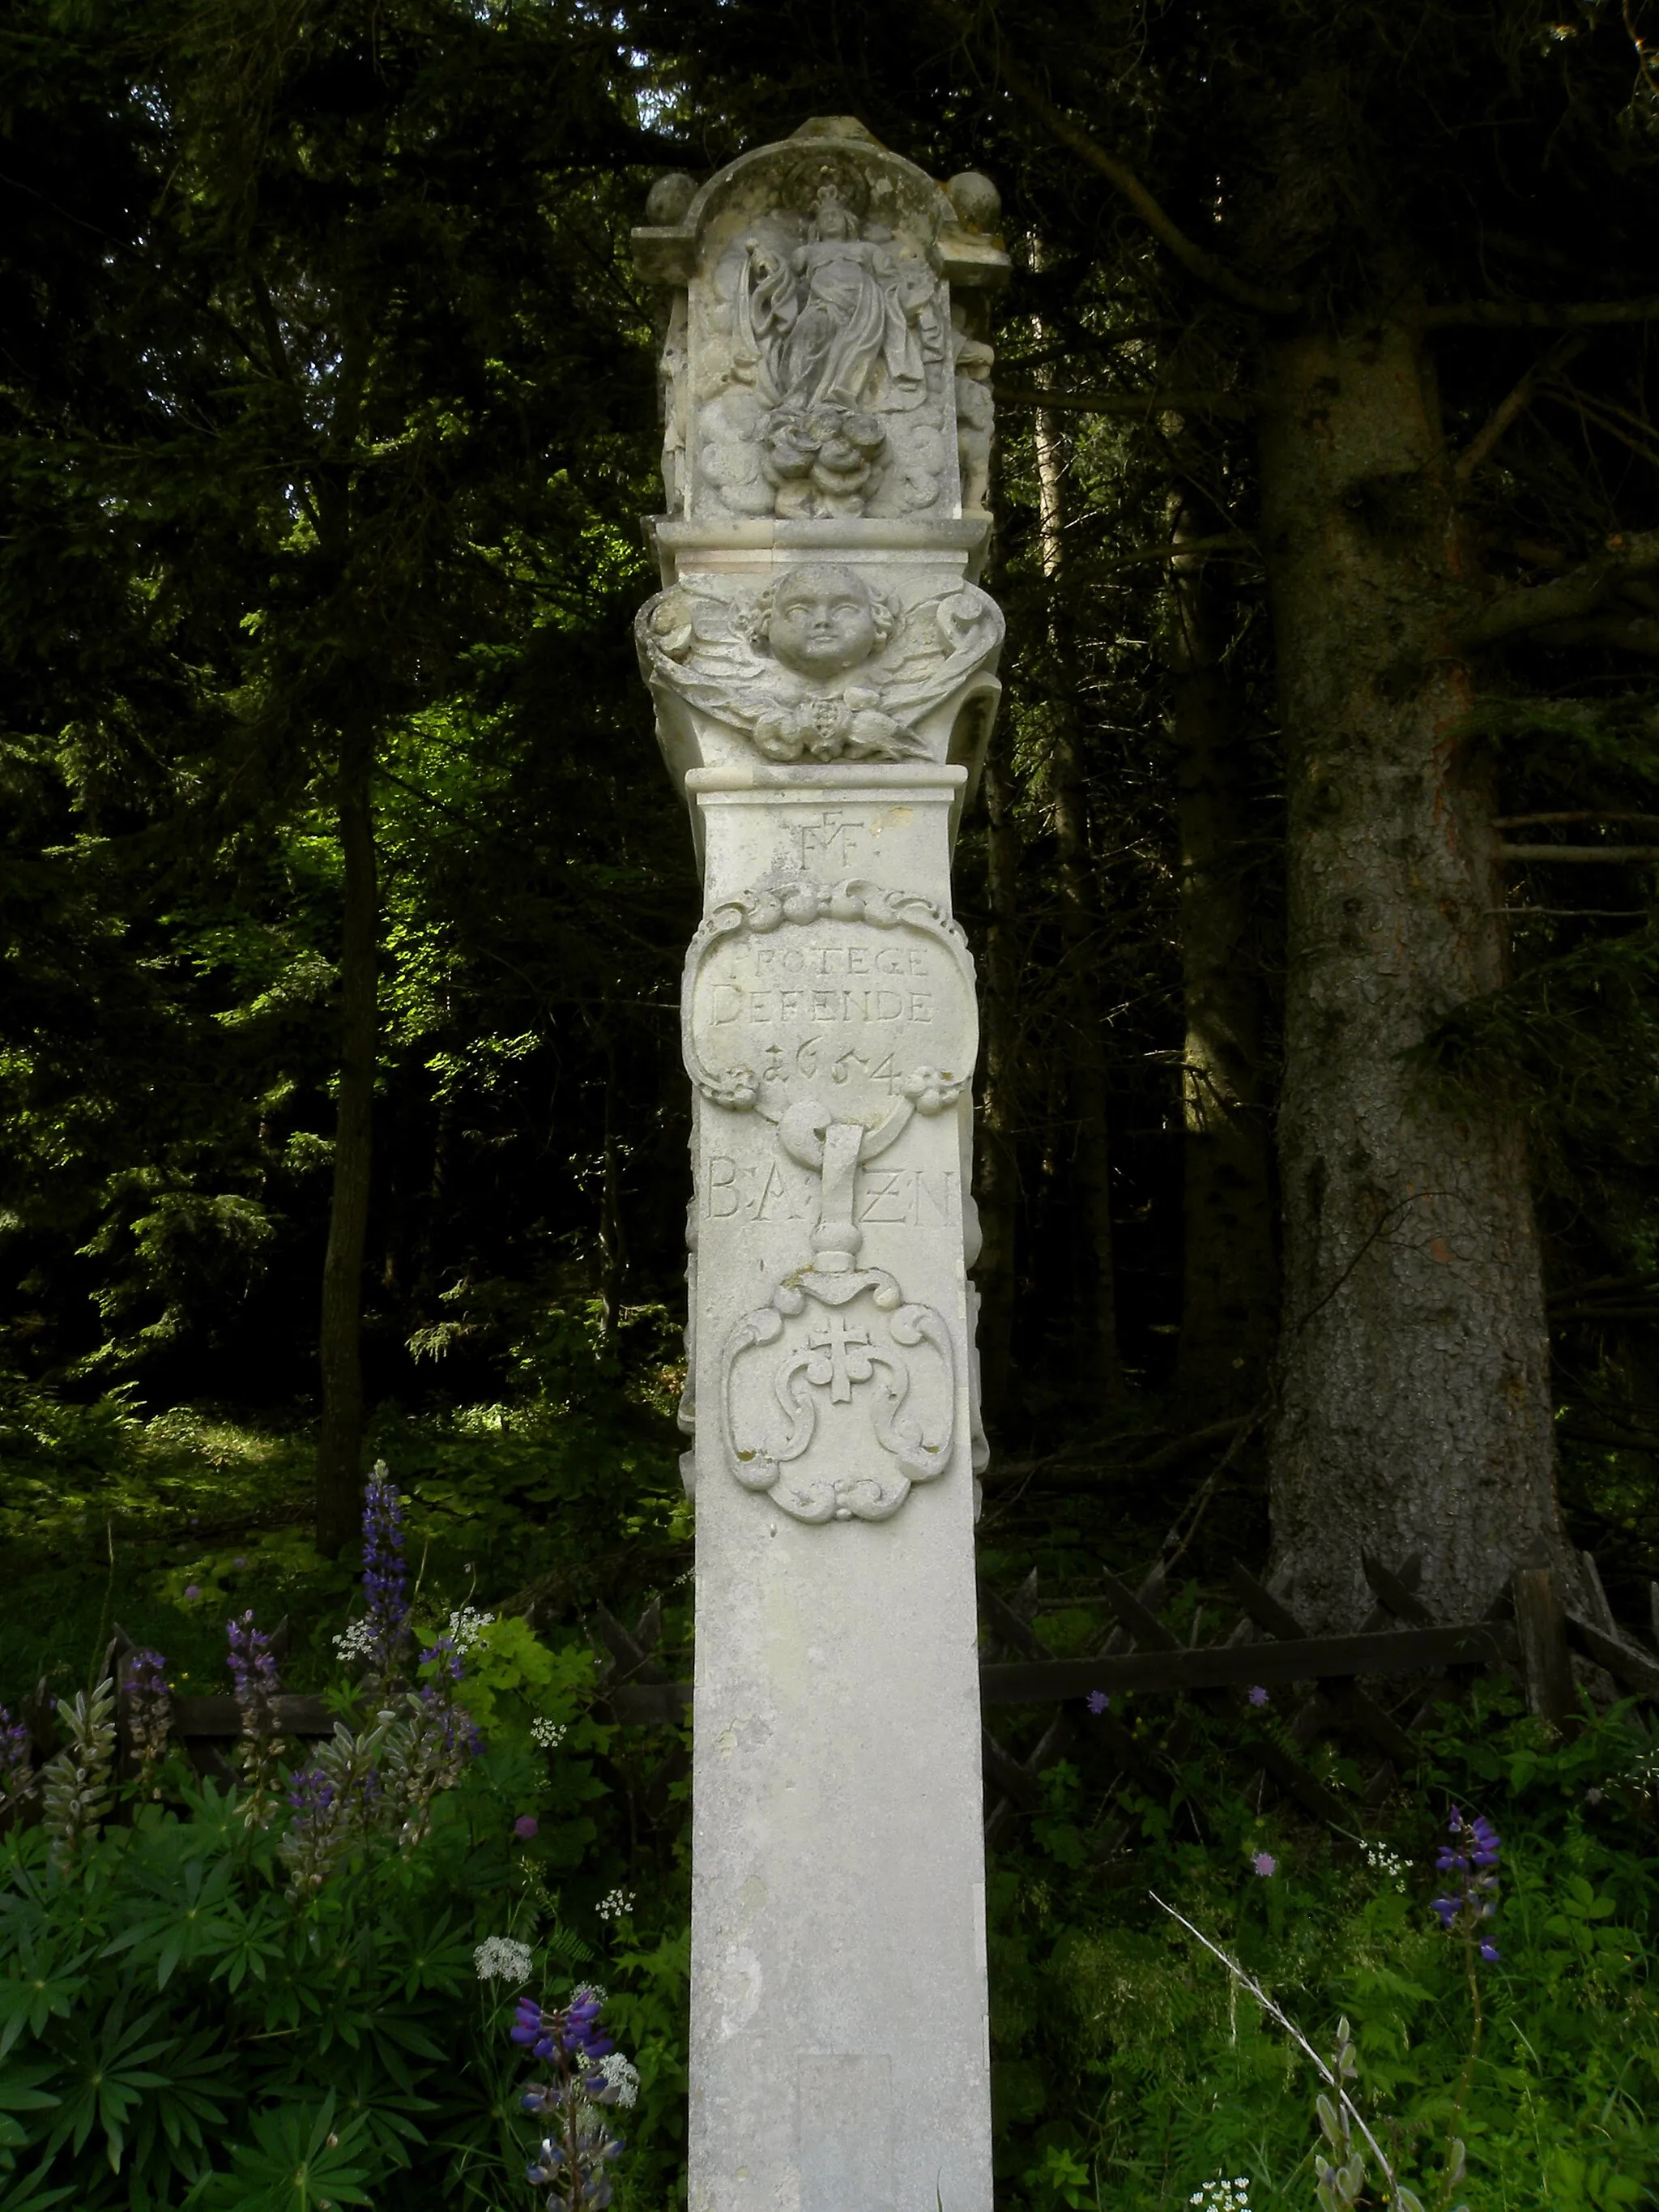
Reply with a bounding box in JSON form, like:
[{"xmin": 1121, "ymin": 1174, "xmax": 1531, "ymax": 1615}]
[
  {"xmin": 190, "ymin": 2094, "xmax": 375, "ymax": 2210},
  {"xmin": 0, "ymin": 1957, "xmax": 86, "ymax": 2059}
]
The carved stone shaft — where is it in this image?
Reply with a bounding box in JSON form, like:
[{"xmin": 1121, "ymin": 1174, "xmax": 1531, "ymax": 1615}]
[{"xmin": 633, "ymin": 118, "xmax": 1008, "ymax": 2212}]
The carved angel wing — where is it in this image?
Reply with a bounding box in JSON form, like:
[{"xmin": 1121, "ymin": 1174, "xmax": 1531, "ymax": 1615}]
[
  {"xmin": 870, "ymin": 586, "xmax": 1005, "ymax": 720},
  {"xmin": 636, "ymin": 586, "xmax": 772, "ymax": 731}
]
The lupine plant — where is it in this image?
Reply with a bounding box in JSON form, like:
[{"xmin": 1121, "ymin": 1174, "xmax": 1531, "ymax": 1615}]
[
  {"xmin": 225, "ymin": 1611, "xmax": 285, "ymax": 1826},
  {"xmin": 362, "ymin": 1460, "xmax": 414, "ymax": 1683},
  {"xmin": 121, "ymin": 1645, "xmax": 173, "ymax": 1800},
  {"xmin": 279, "ymin": 1480, "xmax": 484, "ymax": 1889},
  {"xmin": 0, "ymin": 1703, "xmax": 32, "ymax": 1811},
  {"xmin": 39, "ymin": 1672, "xmax": 117, "ymax": 1869},
  {"xmin": 514, "ymin": 1984, "xmax": 638, "ymax": 2210},
  {"xmin": 1428, "ymin": 1806, "xmax": 1501, "ymax": 2203}
]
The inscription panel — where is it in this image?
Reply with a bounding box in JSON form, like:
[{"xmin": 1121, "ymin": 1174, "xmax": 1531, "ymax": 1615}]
[
  {"xmin": 684, "ymin": 878, "xmax": 976, "ymax": 1128},
  {"xmin": 703, "ymin": 1155, "xmax": 962, "ymax": 1228}
]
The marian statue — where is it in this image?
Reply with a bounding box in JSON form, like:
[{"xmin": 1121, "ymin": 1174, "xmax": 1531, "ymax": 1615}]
[{"xmin": 737, "ymin": 182, "xmax": 933, "ymax": 418}]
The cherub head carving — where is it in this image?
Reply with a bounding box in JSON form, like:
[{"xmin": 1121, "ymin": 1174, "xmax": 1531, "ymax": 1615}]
[{"xmin": 748, "ymin": 563, "xmax": 901, "ymax": 681}]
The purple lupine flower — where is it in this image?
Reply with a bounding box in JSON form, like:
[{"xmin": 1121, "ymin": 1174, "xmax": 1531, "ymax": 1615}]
[
  {"xmin": 0, "ymin": 1704, "xmax": 33, "ymax": 1805},
  {"xmin": 420, "ymin": 1632, "xmax": 467, "ymax": 1683},
  {"xmin": 420, "ymin": 1683, "xmax": 483, "ymax": 1763},
  {"xmin": 1431, "ymin": 1804, "xmax": 1501, "ymax": 1962},
  {"xmin": 1086, "ymin": 1689, "xmax": 1111, "ymax": 1715},
  {"xmin": 121, "ymin": 1649, "xmax": 172, "ymax": 1788},
  {"xmin": 288, "ymin": 1762, "xmax": 337, "ymax": 1823},
  {"xmin": 362, "ymin": 1463, "xmax": 412, "ymax": 1681},
  {"xmin": 514, "ymin": 1984, "xmax": 631, "ymax": 2207},
  {"xmin": 1248, "ymin": 1685, "xmax": 1269, "ymax": 1707},
  {"xmin": 226, "ymin": 1612, "xmax": 281, "ymax": 1740}
]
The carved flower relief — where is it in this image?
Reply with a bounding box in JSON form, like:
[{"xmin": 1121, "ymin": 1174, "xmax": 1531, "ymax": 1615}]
[{"xmin": 637, "ymin": 564, "xmax": 1003, "ymax": 767}]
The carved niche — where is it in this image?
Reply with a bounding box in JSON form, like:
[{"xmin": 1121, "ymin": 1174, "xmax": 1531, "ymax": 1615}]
[
  {"xmin": 637, "ymin": 562, "xmax": 1003, "ymax": 766},
  {"xmin": 634, "ymin": 120, "xmax": 1009, "ymax": 523}
]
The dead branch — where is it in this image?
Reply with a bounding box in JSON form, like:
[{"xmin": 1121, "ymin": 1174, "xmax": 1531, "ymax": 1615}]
[
  {"xmin": 1452, "ymin": 530, "xmax": 1659, "ymax": 650},
  {"xmin": 923, "ymin": 0, "xmax": 1302, "ymax": 317},
  {"xmin": 1090, "ymin": 532, "xmax": 1256, "ymax": 574},
  {"xmin": 1530, "ymin": 613, "xmax": 1659, "ymax": 657},
  {"xmin": 1424, "ymin": 300, "xmax": 1659, "ymax": 328},
  {"xmin": 1452, "ymin": 335, "xmax": 1589, "ymax": 485},
  {"xmin": 1495, "ymin": 813, "xmax": 1659, "ymax": 827},
  {"xmin": 994, "ymin": 383, "xmax": 1253, "ymax": 419},
  {"xmin": 1499, "ymin": 843, "xmax": 1659, "ymax": 861}
]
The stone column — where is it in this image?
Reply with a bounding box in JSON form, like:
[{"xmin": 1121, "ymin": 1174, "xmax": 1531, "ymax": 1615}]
[{"xmin": 632, "ymin": 119, "xmax": 1008, "ymax": 2212}]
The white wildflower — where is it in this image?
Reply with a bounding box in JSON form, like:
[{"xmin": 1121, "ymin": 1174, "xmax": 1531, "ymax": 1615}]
[
  {"xmin": 1189, "ymin": 2183, "xmax": 1250, "ymax": 2212},
  {"xmin": 531, "ymin": 1717, "xmax": 566, "ymax": 1750},
  {"xmin": 597, "ymin": 2052, "xmax": 639, "ymax": 2107},
  {"xmin": 572, "ymin": 1980, "xmax": 607, "ymax": 2006},
  {"xmin": 446, "ymin": 1606, "xmax": 496, "ymax": 1653},
  {"xmin": 331, "ymin": 1619, "xmax": 377, "ymax": 1663},
  {"xmin": 596, "ymin": 1887, "xmax": 635, "ymax": 1922},
  {"xmin": 1363, "ymin": 1841, "xmax": 1410, "ymax": 1891},
  {"xmin": 473, "ymin": 1935, "xmax": 535, "ymax": 1984}
]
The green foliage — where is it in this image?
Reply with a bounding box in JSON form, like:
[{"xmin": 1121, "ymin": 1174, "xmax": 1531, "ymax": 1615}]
[
  {"xmin": 0, "ymin": 1715, "xmax": 684, "ymax": 2209},
  {"xmin": 982, "ymin": 1694, "xmax": 1659, "ymax": 2210}
]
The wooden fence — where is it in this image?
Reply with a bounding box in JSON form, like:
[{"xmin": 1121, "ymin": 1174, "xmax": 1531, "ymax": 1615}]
[
  {"xmin": 595, "ymin": 1551, "xmax": 1659, "ymax": 1846},
  {"xmin": 60, "ymin": 1550, "xmax": 1659, "ymax": 1834}
]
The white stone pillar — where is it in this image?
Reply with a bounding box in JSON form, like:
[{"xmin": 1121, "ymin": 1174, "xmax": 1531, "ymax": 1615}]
[{"xmin": 632, "ymin": 119, "xmax": 1008, "ymax": 2212}]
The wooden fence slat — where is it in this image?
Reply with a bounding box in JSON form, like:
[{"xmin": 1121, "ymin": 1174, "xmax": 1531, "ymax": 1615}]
[
  {"xmin": 979, "ymin": 1623, "xmax": 1515, "ymax": 1704},
  {"xmin": 1097, "ymin": 1569, "xmax": 1182, "ymax": 1651},
  {"xmin": 1514, "ymin": 1568, "xmax": 1576, "ymax": 1730},
  {"xmin": 166, "ymin": 1693, "xmax": 333, "ymax": 1739},
  {"xmin": 978, "ymin": 1582, "xmax": 1056, "ymax": 1664},
  {"xmin": 981, "ymin": 1727, "xmax": 1047, "ymax": 1810},
  {"xmin": 1361, "ymin": 1553, "xmax": 1434, "ymax": 1627},
  {"xmin": 606, "ymin": 1682, "xmax": 692, "ymax": 1723},
  {"xmin": 1229, "ymin": 1566, "xmax": 1421, "ymax": 1765},
  {"xmin": 1098, "ymin": 1569, "xmax": 1346, "ymax": 1825},
  {"xmin": 1566, "ymin": 1612, "xmax": 1659, "ymax": 1699}
]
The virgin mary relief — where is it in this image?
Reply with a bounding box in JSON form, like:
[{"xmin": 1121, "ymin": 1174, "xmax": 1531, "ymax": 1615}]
[{"xmin": 694, "ymin": 177, "xmax": 955, "ymax": 521}]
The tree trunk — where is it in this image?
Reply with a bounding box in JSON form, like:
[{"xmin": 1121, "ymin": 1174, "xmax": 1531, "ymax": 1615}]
[
  {"xmin": 1165, "ymin": 506, "xmax": 1277, "ymax": 1411},
  {"xmin": 599, "ymin": 1044, "xmax": 627, "ymax": 1342},
  {"xmin": 973, "ymin": 728, "xmax": 1023, "ymax": 1425},
  {"xmin": 316, "ymin": 728, "xmax": 377, "ymax": 1557},
  {"xmin": 1260, "ymin": 317, "xmax": 1566, "ymax": 1628},
  {"xmin": 1033, "ymin": 399, "xmax": 1124, "ymax": 1397}
]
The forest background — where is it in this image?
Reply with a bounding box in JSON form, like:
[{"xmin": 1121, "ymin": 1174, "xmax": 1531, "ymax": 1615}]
[{"xmin": 5, "ymin": 1, "xmax": 1659, "ymax": 2207}]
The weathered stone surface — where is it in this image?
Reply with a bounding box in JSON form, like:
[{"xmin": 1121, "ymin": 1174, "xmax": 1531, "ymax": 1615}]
[{"xmin": 634, "ymin": 120, "xmax": 1005, "ymax": 2212}]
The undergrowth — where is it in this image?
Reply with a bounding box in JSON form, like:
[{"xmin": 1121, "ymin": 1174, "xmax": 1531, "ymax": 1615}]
[{"xmin": 4, "ymin": 1344, "xmax": 1659, "ymax": 2209}]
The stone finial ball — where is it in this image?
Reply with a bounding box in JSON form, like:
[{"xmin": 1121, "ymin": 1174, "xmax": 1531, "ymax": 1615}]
[
  {"xmin": 645, "ymin": 171, "xmax": 697, "ymax": 225},
  {"xmin": 945, "ymin": 170, "xmax": 1001, "ymax": 233}
]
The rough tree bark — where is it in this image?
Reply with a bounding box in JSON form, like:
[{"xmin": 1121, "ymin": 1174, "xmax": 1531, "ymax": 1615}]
[
  {"xmin": 1260, "ymin": 318, "xmax": 1567, "ymax": 1627},
  {"xmin": 1165, "ymin": 503, "xmax": 1277, "ymax": 1410},
  {"xmin": 1033, "ymin": 395, "xmax": 1124, "ymax": 1397},
  {"xmin": 316, "ymin": 727, "xmax": 377, "ymax": 1557}
]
